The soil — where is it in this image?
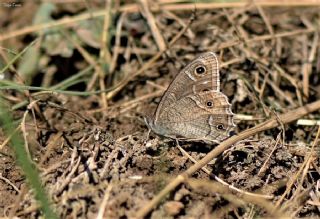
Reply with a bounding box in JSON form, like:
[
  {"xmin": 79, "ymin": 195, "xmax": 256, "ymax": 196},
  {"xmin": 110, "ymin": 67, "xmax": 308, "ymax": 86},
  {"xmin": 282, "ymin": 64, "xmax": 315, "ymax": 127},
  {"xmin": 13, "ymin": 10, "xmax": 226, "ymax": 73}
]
[{"xmin": 0, "ymin": 1, "xmax": 320, "ymax": 218}]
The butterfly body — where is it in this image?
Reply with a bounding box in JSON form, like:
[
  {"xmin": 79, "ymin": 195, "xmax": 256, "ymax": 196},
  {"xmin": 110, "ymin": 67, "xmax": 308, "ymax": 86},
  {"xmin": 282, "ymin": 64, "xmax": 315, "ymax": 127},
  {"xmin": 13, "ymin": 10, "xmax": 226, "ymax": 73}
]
[{"xmin": 146, "ymin": 52, "xmax": 235, "ymax": 144}]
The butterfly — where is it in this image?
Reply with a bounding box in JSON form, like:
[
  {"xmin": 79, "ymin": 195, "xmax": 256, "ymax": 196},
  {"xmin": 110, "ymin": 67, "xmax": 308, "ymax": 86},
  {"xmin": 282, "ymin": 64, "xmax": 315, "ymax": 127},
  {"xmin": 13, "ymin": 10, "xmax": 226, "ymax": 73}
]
[{"xmin": 145, "ymin": 52, "xmax": 235, "ymax": 144}]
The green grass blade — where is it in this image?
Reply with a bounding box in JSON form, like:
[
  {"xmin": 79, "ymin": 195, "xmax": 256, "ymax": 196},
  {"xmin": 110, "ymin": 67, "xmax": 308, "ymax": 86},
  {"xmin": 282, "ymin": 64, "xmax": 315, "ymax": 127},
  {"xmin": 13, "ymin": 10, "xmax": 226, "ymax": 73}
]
[{"xmin": 0, "ymin": 98, "xmax": 58, "ymax": 219}]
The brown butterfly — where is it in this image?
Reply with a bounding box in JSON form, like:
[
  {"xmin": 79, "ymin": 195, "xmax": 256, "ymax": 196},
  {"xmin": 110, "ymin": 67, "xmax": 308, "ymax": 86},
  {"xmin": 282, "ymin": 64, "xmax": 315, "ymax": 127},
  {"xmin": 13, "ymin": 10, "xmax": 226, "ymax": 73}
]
[{"xmin": 145, "ymin": 52, "xmax": 235, "ymax": 144}]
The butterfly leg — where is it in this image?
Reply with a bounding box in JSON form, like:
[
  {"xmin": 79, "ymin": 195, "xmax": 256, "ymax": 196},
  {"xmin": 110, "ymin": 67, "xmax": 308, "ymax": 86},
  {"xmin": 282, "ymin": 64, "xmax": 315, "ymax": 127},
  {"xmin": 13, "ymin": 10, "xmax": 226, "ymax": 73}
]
[{"xmin": 143, "ymin": 128, "xmax": 151, "ymax": 145}]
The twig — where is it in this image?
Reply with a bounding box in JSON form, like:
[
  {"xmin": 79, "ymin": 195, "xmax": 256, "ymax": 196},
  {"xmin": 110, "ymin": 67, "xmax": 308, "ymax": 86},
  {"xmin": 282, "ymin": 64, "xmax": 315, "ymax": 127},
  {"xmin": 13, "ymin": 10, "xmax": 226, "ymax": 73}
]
[
  {"xmin": 297, "ymin": 119, "xmax": 320, "ymax": 126},
  {"xmin": 266, "ymin": 77, "xmax": 296, "ymax": 107},
  {"xmin": 0, "ymin": 2, "xmax": 316, "ymax": 43},
  {"xmin": 0, "ymin": 11, "xmax": 108, "ymax": 42},
  {"xmin": 302, "ymin": 32, "xmax": 318, "ymax": 98},
  {"xmin": 109, "ymin": 12, "xmax": 126, "ymax": 74},
  {"xmin": 105, "ymin": 14, "xmax": 194, "ymax": 100},
  {"xmin": 275, "ymin": 125, "xmax": 320, "ymax": 208},
  {"xmin": 220, "ymin": 57, "xmax": 245, "ymax": 68},
  {"xmin": 258, "ymin": 132, "xmax": 281, "ymax": 176},
  {"xmin": 0, "ymin": 173, "xmax": 20, "ymax": 194},
  {"xmin": 21, "ymin": 101, "xmax": 40, "ymax": 161},
  {"xmin": 211, "ymin": 28, "xmax": 315, "ymax": 52},
  {"xmin": 39, "ymin": 132, "xmax": 63, "ymax": 166},
  {"xmin": 139, "ymin": 0, "xmax": 167, "ymax": 51},
  {"xmin": 136, "ymin": 99, "xmax": 320, "ymax": 218},
  {"xmin": 186, "ymin": 178, "xmax": 284, "ymax": 217},
  {"xmin": 234, "ymin": 114, "xmax": 265, "ymax": 121},
  {"xmin": 55, "ymin": 156, "xmax": 81, "ymax": 196},
  {"xmin": 256, "ymin": 3, "xmax": 274, "ymax": 37},
  {"xmin": 0, "ymin": 125, "xmax": 20, "ymax": 150},
  {"xmin": 96, "ymin": 183, "xmax": 113, "ymax": 219},
  {"xmin": 163, "ymin": 10, "xmax": 195, "ymax": 39},
  {"xmin": 97, "ymin": 0, "xmax": 113, "ymax": 109},
  {"xmin": 60, "ymin": 29, "xmax": 108, "ymax": 109},
  {"xmin": 177, "ymin": 145, "xmax": 273, "ymax": 199},
  {"xmin": 100, "ymin": 0, "xmax": 112, "ymax": 64},
  {"xmin": 289, "ymin": 158, "xmax": 314, "ymax": 216},
  {"xmin": 109, "ymin": 89, "xmax": 164, "ymax": 109},
  {"xmin": 119, "ymin": 1, "xmax": 320, "ymax": 13},
  {"xmin": 309, "ymin": 189, "xmax": 320, "ymax": 212},
  {"xmin": 273, "ymin": 63, "xmax": 303, "ymax": 106}
]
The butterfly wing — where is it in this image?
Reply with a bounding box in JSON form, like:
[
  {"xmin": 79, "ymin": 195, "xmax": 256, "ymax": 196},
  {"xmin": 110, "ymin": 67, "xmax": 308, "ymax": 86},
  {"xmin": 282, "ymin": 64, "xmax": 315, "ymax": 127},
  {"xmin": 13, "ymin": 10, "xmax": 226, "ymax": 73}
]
[
  {"xmin": 148, "ymin": 52, "xmax": 235, "ymax": 143},
  {"xmin": 151, "ymin": 91, "xmax": 235, "ymax": 143},
  {"xmin": 153, "ymin": 52, "xmax": 220, "ymax": 124}
]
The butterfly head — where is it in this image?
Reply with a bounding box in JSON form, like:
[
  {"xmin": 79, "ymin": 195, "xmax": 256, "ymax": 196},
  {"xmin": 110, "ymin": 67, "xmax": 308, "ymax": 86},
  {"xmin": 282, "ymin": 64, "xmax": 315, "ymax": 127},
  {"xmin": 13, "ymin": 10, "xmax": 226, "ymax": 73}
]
[{"xmin": 144, "ymin": 116, "xmax": 166, "ymax": 137}]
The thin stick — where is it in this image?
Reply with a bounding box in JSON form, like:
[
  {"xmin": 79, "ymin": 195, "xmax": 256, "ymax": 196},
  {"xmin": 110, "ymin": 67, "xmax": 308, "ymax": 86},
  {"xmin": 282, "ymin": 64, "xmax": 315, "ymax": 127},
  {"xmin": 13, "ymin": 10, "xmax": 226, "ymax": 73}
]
[
  {"xmin": 0, "ymin": 125, "xmax": 20, "ymax": 150},
  {"xmin": 119, "ymin": 1, "xmax": 320, "ymax": 13},
  {"xmin": 0, "ymin": 2, "xmax": 317, "ymax": 42},
  {"xmin": 60, "ymin": 29, "xmax": 108, "ymax": 108},
  {"xmin": 21, "ymin": 101, "xmax": 40, "ymax": 161},
  {"xmin": 106, "ymin": 14, "xmax": 194, "ymax": 100},
  {"xmin": 135, "ymin": 99, "xmax": 320, "ymax": 218},
  {"xmin": 275, "ymin": 125, "xmax": 320, "ymax": 208},
  {"xmin": 302, "ymin": 33, "xmax": 318, "ymax": 98},
  {"xmin": 0, "ymin": 11, "xmax": 108, "ymax": 42},
  {"xmin": 258, "ymin": 132, "xmax": 281, "ymax": 176},
  {"xmin": 211, "ymin": 28, "xmax": 315, "ymax": 52},
  {"xmin": 100, "ymin": 0, "xmax": 112, "ymax": 64},
  {"xmin": 96, "ymin": 183, "xmax": 113, "ymax": 219},
  {"xmin": 186, "ymin": 179, "xmax": 284, "ymax": 217},
  {"xmin": 297, "ymin": 119, "xmax": 320, "ymax": 126},
  {"xmin": 256, "ymin": 3, "xmax": 274, "ymax": 37},
  {"xmin": 139, "ymin": 0, "xmax": 167, "ymax": 51},
  {"xmin": 109, "ymin": 12, "xmax": 126, "ymax": 74},
  {"xmin": 0, "ymin": 173, "xmax": 20, "ymax": 194},
  {"xmin": 177, "ymin": 145, "xmax": 273, "ymax": 199},
  {"xmin": 98, "ymin": 0, "xmax": 112, "ymax": 109},
  {"xmin": 273, "ymin": 63, "xmax": 303, "ymax": 106}
]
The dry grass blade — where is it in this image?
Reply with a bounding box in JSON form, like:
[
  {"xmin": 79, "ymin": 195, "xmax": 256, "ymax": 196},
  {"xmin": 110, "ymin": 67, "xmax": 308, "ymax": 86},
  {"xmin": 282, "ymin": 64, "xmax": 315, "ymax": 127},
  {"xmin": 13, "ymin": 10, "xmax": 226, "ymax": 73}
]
[
  {"xmin": 0, "ymin": 125, "xmax": 20, "ymax": 150},
  {"xmin": 119, "ymin": 1, "xmax": 320, "ymax": 13},
  {"xmin": 0, "ymin": 173, "xmax": 20, "ymax": 194},
  {"xmin": 139, "ymin": 0, "xmax": 167, "ymax": 51},
  {"xmin": 0, "ymin": 11, "xmax": 107, "ymax": 42},
  {"xmin": 186, "ymin": 178, "xmax": 284, "ymax": 217},
  {"xmin": 258, "ymin": 132, "xmax": 282, "ymax": 176},
  {"xmin": 109, "ymin": 12, "xmax": 126, "ymax": 74},
  {"xmin": 105, "ymin": 14, "xmax": 194, "ymax": 100},
  {"xmin": 136, "ymin": 99, "xmax": 320, "ymax": 218},
  {"xmin": 96, "ymin": 183, "xmax": 113, "ymax": 219},
  {"xmin": 97, "ymin": 0, "xmax": 113, "ymax": 109},
  {"xmin": 60, "ymin": 29, "xmax": 109, "ymax": 108},
  {"xmin": 302, "ymin": 33, "xmax": 318, "ymax": 98},
  {"xmin": 100, "ymin": 0, "xmax": 112, "ymax": 64},
  {"xmin": 211, "ymin": 27, "xmax": 315, "ymax": 52},
  {"xmin": 275, "ymin": 125, "xmax": 320, "ymax": 209},
  {"xmin": 0, "ymin": 1, "xmax": 317, "ymax": 43},
  {"xmin": 177, "ymin": 145, "xmax": 273, "ymax": 199}
]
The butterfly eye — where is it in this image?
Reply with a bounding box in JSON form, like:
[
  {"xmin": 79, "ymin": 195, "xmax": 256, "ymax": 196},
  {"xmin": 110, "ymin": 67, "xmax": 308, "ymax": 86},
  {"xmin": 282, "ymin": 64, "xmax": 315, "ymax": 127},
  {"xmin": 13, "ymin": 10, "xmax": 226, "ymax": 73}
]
[
  {"xmin": 195, "ymin": 66, "xmax": 206, "ymax": 75},
  {"xmin": 206, "ymin": 101, "xmax": 213, "ymax": 107},
  {"xmin": 217, "ymin": 124, "xmax": 224, "ymax": 130}
]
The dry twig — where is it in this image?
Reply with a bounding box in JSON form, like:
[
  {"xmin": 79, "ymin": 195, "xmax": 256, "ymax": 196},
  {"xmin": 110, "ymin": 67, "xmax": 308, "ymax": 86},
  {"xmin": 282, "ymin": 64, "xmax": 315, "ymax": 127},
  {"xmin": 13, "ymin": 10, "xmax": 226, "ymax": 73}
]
[
  {"xmin": 106, "ymin": 13, "xmax": 194, "ymax": 100},
  {"xmin": 136, "ymin": 99, "xmax": 320, "ymax": 218},
  {"xmin": 139, "ymin": 0, "xmax": 167, "ymax": 51}
]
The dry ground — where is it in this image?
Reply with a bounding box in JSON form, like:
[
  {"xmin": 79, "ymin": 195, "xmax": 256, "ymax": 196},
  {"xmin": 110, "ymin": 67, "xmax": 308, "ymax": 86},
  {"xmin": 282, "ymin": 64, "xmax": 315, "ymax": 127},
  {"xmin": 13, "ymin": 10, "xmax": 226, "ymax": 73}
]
[{"xmin": 0, "ymin": 1, "xmax": 320, "ymax": 218}]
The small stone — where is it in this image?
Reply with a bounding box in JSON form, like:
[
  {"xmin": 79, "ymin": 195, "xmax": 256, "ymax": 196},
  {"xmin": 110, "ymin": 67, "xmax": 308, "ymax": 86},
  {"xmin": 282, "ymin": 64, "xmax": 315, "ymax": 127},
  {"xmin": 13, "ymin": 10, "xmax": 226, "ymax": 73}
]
[{"xmin": 163, "ymin": 201, "xmax": 184, "ymax": 216}]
